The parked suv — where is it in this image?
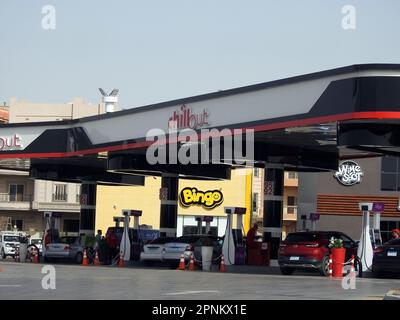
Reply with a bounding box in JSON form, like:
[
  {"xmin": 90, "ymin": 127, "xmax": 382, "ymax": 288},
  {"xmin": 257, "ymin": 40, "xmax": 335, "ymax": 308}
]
[
  {"xmin": 0, "ymin": 231, "xmax": 24, "ymax": 259},
  {"xmin": 278, "ymin": 231, "xmax": 361, "ymax": 276}
]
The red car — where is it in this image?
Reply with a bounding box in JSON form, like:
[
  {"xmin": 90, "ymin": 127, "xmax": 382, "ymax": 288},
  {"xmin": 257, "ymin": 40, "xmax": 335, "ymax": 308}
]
[{"xmin": 278, "ymin": 231, "xmax": 361, "ymax": 276}]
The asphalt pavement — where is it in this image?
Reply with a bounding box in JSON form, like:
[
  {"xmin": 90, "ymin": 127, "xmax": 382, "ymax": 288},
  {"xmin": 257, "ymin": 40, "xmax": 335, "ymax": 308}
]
[{"xmin": 0, "ymin": 261, "xmax": 399, "ymax": 300}]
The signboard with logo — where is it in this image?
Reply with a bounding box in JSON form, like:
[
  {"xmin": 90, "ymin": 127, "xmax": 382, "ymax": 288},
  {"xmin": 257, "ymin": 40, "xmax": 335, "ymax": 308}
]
[
  {"xmin": 309, "ymin": 213, "xmax": 320, "ymax": 221},
  {"xmin": 334, "ymin": 160, "xmax": 364, "ymax": 186},
  {"xmin": 179, "ymin": 187, "xmax": 223, "ymax": 209},
  {"xmin": 372, "ymin": 203, "xmax": 385, "ymax": 212},
  {"xmin": 168, "ymin": 104, "xmax": 210, "ymax": 130}
]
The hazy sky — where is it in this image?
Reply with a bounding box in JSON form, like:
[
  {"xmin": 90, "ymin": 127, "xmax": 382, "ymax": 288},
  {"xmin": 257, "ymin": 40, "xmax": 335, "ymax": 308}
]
[{"xmin": 1, "ymin": 0, "xmax": 400, "ymax": 109}]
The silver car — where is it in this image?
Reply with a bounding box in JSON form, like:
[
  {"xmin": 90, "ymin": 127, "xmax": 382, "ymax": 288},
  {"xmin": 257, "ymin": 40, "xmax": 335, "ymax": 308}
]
[{"xmin": 44, "ymin": 236, "xmax": 85, "ymax": 264}]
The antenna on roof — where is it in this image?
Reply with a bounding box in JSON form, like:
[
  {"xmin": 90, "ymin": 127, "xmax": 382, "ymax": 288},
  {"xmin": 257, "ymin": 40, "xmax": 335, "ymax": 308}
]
[{"xmin": 99, "ymin": 88, "xmax": 119, "ymax": 113}]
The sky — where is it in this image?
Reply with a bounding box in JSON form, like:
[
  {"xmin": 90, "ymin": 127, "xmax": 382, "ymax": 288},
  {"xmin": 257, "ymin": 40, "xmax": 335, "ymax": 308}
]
[{"xmin": 1, "ymin": 0, "xmax": 400, "ymax": 109}]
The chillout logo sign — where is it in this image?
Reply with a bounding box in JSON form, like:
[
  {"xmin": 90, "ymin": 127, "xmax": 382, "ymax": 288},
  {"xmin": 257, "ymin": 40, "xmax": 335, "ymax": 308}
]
[
  {"xmin": 334, "ymin": 160, "xmax": 364, "ymax": 186},
  {"xmin": 0, "ymin": 134, "xmax": 23, "ymax": 150},
  {"xmin": 168, "ymin": 104, "xmax": 210, "ymax": 130},
  {"xmin": 179, "ymin": 187, "xmax": 223, "ymax": 209}
]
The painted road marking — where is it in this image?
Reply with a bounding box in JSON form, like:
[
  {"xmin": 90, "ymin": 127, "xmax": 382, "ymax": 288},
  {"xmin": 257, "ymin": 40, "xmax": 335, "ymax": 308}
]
[{"xmin": 164, "ymin": 290, "xmax": 220, "ymax": 296}]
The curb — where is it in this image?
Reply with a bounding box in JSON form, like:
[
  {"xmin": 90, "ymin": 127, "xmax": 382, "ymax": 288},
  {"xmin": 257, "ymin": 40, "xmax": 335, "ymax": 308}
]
[{"xmin": 384, "ymin": 290, "xmax": 400, "ymax": 300}]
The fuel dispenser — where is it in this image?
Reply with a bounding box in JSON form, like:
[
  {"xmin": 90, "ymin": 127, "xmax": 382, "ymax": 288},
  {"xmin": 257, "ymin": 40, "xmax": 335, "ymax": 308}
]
[
  {"xmin": 120, "ymin": 210, "xmax": 131, "ymax": 261},
  {"xmin": 195, "ymin": 216, "xmax": 213, "ymax": 234},
  {"xmin": 222, "ymin": 207, "xmax": 246, "ymax": 265},
  {"xmin": 120, "ymin": 209, "xmax": 143, "ymax": 261},
  {"xmin": 358, "ymin": 202, "xmax": 383, "ymax": 272}
]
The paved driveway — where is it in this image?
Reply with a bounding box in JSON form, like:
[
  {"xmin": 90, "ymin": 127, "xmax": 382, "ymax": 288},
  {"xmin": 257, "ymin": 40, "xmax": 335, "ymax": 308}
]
[{"xmin": 0, "ymin": 261, "xmax": 398, "ymax": 300}]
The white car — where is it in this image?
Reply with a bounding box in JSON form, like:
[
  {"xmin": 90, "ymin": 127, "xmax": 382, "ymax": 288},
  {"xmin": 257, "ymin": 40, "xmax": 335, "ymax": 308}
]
[
  {"xmin": 0, "ymin": 231, "xmax": 23, "ymax": 259},
  {"xmin": 140, "ymin": 237, "xmax": 175, "ymax": 265},
  {"xmin": 163, "ymin": 234, "xmax": 223, "ymax": 268}
]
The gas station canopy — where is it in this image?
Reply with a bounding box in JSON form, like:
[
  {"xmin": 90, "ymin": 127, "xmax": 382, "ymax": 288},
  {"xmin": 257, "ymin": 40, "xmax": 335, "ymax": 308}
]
[{"xmin": 1, "ymin": 64, "xmax": 400, "ymax": 180}]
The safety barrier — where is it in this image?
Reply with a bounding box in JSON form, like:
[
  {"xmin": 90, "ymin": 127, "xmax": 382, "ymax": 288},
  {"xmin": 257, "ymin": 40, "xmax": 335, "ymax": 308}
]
[{"xmin": 329, "ymin": 255, "xmax": 357, "ymax": 278}]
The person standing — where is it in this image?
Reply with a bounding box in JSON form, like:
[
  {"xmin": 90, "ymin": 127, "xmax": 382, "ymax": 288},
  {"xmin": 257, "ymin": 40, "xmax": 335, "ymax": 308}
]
[{"xmin": 391, "ymin": 229, "xmax": 400, "ymax": 239}]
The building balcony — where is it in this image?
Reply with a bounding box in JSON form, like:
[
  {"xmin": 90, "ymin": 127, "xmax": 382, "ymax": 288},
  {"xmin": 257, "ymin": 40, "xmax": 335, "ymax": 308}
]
[
  {"xmin": 283, "ymin": 205, "xmax": 298, "ymax": 221},
  {"xmin": 0, "ymin": 193, "xmax": 32, "ymax": 210}
]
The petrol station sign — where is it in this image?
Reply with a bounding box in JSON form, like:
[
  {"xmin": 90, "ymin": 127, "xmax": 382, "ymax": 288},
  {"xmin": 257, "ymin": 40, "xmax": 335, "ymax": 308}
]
[{"xmin": 179, "ymin": 187, "xmax": 223, "ymax": 209}]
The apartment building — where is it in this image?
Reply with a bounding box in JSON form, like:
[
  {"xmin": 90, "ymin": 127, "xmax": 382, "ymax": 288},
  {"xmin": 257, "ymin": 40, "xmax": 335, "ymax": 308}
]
[{"xmin": 250, "ymin": 169, "xmax": 298, "ymax": 239}]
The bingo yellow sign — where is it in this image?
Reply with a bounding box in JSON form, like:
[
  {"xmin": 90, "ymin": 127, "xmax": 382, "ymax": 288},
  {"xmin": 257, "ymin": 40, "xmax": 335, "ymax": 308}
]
[{"xmin": 179, "ymin": 187, "xmax": 223, "ymax": 209}]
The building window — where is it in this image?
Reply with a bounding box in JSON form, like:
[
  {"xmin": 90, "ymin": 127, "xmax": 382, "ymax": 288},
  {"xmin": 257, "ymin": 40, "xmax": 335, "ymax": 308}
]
[
  {"xmin": 254, "ymin": 168, "xmax": 260, "ymax": 177},
  {"xmin": 287, "ymin": 196, "xmax": 297, "ymax": 214},
  {"xmin": 11, "ymin": 219, "xmax": 23, "ymax": 231},
  {"xmin": 9, "ymin": 184, "xmax": 24, "ymax": 201},
  {"xmin": 288, "ymin": 172, "xmax": 297, "ymax": 179},
  {"xmin": 287, "ymin": 196, "xmax": 297, "ymax": 206},
  {"xmin": 53, "ymin": 184, "xmax": 67, "ymax": 201},
  {"xmin": 252, "ymin": 193, "xmax": 258, "ymax": 213},
  {"xmin": 381, "ymin": 156, "xmax": 400, "ymax": 191}
]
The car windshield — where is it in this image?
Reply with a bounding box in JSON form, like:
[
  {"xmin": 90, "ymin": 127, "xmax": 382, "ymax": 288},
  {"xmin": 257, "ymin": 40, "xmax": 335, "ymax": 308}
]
[
  {"xmin": 174, "ymin": 236, "xmax": 203, "ymax": 244},
  {"xmin": 385, "ymin": 238, "xmax": 400, "ymax": 246},
  {"xmin": 4, "ymin": 236, "xmax": 20, "ymax": 242},
  {"xmin": 148, "ymin": 237, "xmax": 174, "ymax": 245},
  {"xmin": 59, "ymin": 237, "xmax": 77, "ymax": 244},
  {"xmin": 285, "ymin": 233, "xmax": 319, "ymax": 243}
]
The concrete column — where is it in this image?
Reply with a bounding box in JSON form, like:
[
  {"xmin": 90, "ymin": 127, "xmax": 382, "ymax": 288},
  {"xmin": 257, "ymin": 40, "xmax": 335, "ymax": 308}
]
[
  {"xmin": 159, "ymin": 174, "xmax": 178, "ymax": 237},
  {"xmin": 263, "ymin": 164, "xmax": 284, "ymax": 260},
  {"xmin": 79, "ymin": 182, "xmax": 97, "ymax": 236}
]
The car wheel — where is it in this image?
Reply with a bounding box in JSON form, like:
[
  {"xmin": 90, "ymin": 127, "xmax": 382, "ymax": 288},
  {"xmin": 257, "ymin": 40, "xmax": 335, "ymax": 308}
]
[
  {"xmin": 355, "ymin": 257, "xmax": 363, "ymax": 278},
  {"xmin": 280, "ymin": 267, "xmax": 295, "ymax": 275},
  {"xmin": 320, "ymin": 255, "xmax": 330, "ymax": 276},
  {"xmin": 75, "ymin": 252, "xmax": 83, "ymax": 265},
  {"xmin": 1, "ymin": 249, "xmax": 5, "ymax": 260}
]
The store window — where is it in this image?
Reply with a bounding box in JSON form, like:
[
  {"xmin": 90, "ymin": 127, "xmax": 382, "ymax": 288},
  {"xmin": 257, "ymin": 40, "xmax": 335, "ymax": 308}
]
[
  {"xmin": 381, "ymin": 156, "xmax": 400, "ymax": 191},
  {"xmin": 9, "ymin": 184, "xmax": 24, "ymax": 201},
  {"xmin": 183, "ymin": 226, "xmax": 218, "ymax": 236},
  {"xmin": 63, "ymin": 219, "xmax": 79, "ymax": 233},
  {"xmin": 381, "ymin": 220, "xmax": 400, "ymax": 243},
  {"xmin": 53, "ymin": 184, "xmax": 67, "ymax": 201}
]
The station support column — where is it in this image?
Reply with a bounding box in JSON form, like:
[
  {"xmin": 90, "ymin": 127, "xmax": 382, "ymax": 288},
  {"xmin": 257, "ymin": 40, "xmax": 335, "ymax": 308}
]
[
  {"xmin": 159, "ymin": 174, "xmax": 179, "ymax": 237},
  {"xmin": 79, "ymin": 181, "xmax": 97, "ymax": 236},
  {"xmin": 263, "ymin": 164, "xmax": 284, "ymax": 260}
]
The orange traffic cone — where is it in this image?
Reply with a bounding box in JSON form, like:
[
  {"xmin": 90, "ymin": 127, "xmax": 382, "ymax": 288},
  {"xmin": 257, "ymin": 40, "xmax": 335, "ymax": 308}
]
[
  {"xmin": 189, "ymin": 254, "xmax": 196, "ymax": 271},
  {"xmin": 94, "ymin": 251, "xmax": 100, "ymax": 266},
  {"xmin": 82, "ymin": 249, "xmax": 89, "ymax": 266},
  {"xmin": 219, "ymin": 255, "xmax": 226, "ymax": 272},
  {"xmin": 177, "ymin": 254, "xmax": 186, "ymax": 270},
  {"xmin": 118, "ymin": 251, "xmax": 124, "ymax": 268}
]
